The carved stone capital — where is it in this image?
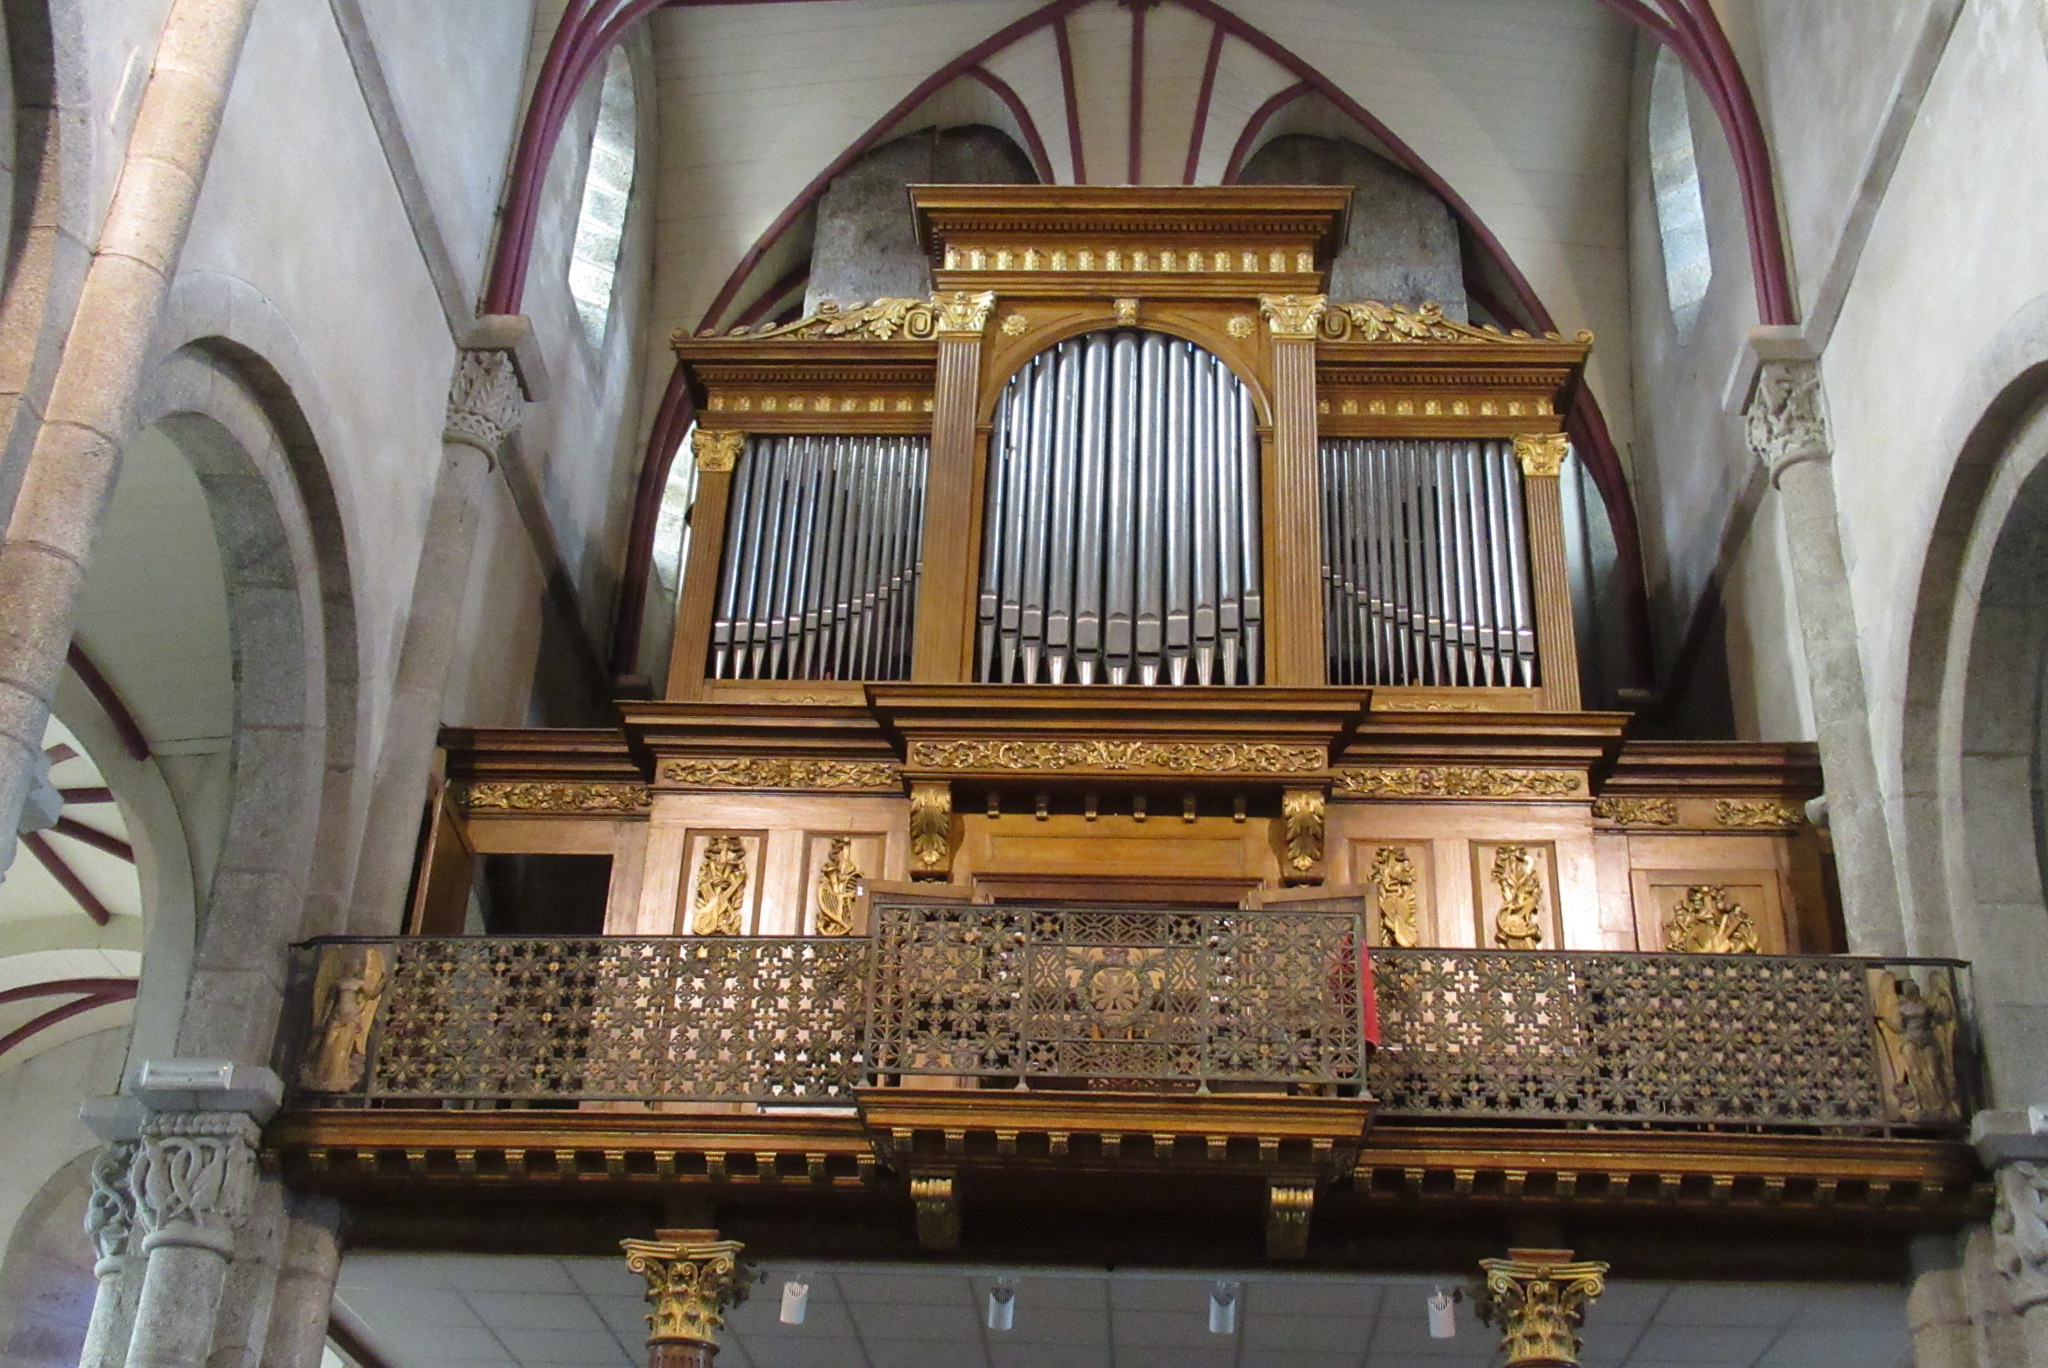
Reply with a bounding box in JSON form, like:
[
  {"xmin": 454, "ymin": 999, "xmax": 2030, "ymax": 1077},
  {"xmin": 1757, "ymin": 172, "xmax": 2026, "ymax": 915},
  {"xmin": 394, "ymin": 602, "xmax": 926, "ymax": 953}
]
[
  {"xmin": 932, "ymin": 290, "xmax": 997, "ymax": 336},
  {"xmin": 1513, "ymin": 433, "xmax": 1570, "ymax": 479},
  {"xmin": 1259, "ymin": 293, "xmax": 1327, "ymax": 340},
  {"xmin": 621, "ymin": 1229, "xmax": 752, "ymax": 1347},
  {"xmin": 692, "ymin": 429, "xmax": 745, "ymax": 473},
  {"xmin": 1745, "ymin": 358, "xmax": 1829, "ymax": 483},
  {"xmin": 85, "ymin": 1141, "xmax": 138, "ymax": 1275},
  {"xmin": 1995, "ymin": 1162, "xmax": 2048, "ymax": 1313},
  {"xmin": 1476, "ymin": 1247, "xmax": 1608, "ymax": 1367},
  {"xmin": 444, "ymin": 348, "xmax": 526, "ymax": 457},
  {"xmin": 129, "ymin": 1112, "xmax": 260, "ymax": 1256}
]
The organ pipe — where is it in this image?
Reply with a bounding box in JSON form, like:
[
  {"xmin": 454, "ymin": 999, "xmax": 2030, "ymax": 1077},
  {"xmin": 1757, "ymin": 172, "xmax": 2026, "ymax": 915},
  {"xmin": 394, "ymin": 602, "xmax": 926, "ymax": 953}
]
[
  {"xmin": 977, "ymin": 330, "xmax": 1264, "ymax": 686},
  {"xmin": 709, "ymin": 434, "xmax": 928, "ymax": 681},
  {"xmin": 1320, "ymin": 438, "xmax": 1539, "ymax": 689}
]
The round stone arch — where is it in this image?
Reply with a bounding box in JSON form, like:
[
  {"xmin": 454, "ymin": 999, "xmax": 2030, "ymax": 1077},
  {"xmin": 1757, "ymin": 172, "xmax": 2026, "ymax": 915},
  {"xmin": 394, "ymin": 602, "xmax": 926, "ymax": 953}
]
[{"xmin": 1897, "ymin": 292, "xmax": 2048, "ymax": 1107}]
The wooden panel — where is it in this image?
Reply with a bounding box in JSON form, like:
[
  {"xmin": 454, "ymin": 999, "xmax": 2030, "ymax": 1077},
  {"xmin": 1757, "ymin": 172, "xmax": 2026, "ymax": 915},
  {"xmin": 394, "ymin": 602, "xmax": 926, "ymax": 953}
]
[
  {"xmin": 1345, "ymin": 839, "xmax": 1434, "ymax": 947},
  {"xmin": 1469, "ymin": 839, "xmax": 1561, "ymax": 951},
  {"xmin": 407, "ymin": 790, "xmax": 475, "ymax": 936},
  {"xmin": 1630, "ymin": 866, "xmax": 1790, "ymax": 956},
  {"xmin": 956, "ymin": 812, "xmax": 1281, "ymax": 890}
]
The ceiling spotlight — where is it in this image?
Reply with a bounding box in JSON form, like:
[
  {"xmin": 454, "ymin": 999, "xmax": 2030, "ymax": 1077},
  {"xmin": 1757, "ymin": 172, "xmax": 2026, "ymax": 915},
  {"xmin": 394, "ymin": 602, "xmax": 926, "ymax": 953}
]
[
  {"xmin": 1427, "ymin": 1287, "xmax": 1460, "ymax": 1339},
  {"xmin": 1208, "ymin": 1282, "xmax": 1239, "ymax": 1335},
  {"xmin": 778, "ymin": 1278, "xmax": 809, "ymax": 1325},
  {"xmin": 987, "ymin": 1279, "xmax": 1017, "ymax": 1331}
]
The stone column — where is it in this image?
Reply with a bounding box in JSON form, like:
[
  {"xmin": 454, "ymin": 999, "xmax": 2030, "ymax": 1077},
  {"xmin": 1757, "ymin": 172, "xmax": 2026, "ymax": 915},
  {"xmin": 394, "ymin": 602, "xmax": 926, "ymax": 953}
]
[
  {"xmin": 347, "ymin": 327, "xmax": 538, "ymax": 933},
  {"xmin": 123, "ymin": 1112, "xmax": 261, "ymax": 1368},
  {"xmin": 0, "ymin": 0, "xmax": 262, "ymax": 843},
  {"xmin": 256, "ymin": 1196, "xmax": 343, "ymax": 1368},
  {"xmin": 1258, "ymin": 294, "xmax": 1326, "ymax": 686},
  {"xmin": 621, "ymin": 1229, "xmax": 753, "ymax": 1368},
  {"xmin": 1474, "ymin": 1246, "xmax": 1609, "ymax": 1368},
  {"xmin": 1909, "ymin": 1234, "xmax": 1977, "ymax": 1368},
  {"xmin": 81, "ymin": 1141, "xmax": 141, "ymax": 1368},
  {"xmin": 1742, "ymin": 346, "xmax": 1905, "ymax": 954}
]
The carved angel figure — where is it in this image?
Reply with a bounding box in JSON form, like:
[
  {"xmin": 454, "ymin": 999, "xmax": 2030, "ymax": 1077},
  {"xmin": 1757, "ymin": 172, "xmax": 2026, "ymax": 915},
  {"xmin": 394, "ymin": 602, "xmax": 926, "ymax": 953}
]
[
  {"xmin": 1871, "ymin": 969, "xmax": 1959, "ymax": 1123},
  {"xmin": 814, "ymin": 837, "xmax": 864, "ymax": 937},
  {"xmin": 1368, "ymin": 846, "xmax": 1420, "ymax": 948},
  {"xmin": 691, "ymin": 836, "xmax": 750, "ymax": 936},
  {"xmin": 1663, "ymin": 885, "xmax": 1761, "ymax": 955},
  {"xmin": 298, "ymin": 944, "xmax": 388, "ymax": 1092},
  {"xmin": 1491, "ymin": 845, "xmax": 1543, "ymax": 949}
]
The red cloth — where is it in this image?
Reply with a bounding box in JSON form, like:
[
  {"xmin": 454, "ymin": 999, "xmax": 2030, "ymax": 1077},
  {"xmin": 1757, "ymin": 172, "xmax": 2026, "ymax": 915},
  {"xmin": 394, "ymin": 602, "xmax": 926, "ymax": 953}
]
[{"xmin": 1358, "ymin": 940, "xmax": 1380, "ymax": 1049}]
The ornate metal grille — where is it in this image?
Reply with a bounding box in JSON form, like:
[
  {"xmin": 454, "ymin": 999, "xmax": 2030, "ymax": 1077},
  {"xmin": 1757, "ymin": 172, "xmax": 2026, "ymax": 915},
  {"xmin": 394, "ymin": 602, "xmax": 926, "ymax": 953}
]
[
  {"xmin": 864, "ymin": 903, "xmax": 1368, "ymax": 1090},
  {"xmin": 1371, "ymin": 950, "xmax": 1970, "ymax": 1130}
]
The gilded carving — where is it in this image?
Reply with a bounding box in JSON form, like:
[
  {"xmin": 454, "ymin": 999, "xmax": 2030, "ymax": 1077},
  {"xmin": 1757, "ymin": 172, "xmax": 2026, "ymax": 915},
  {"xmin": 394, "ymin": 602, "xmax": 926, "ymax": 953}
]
[
  {"xmin": 908, "ymin": 739, "xmax": 1325, "ymax": 776},
  {"xmin": 690, "ymin": 836, "xmax": 750, "ymax": 936},
  {"xmin": 933, "ymin": 289, "xmax": 998, "ymax": 335},
  {"xmin": 1513, "ymin": 432, "xmax": 1570, "ymax": 479},
  {"xmin": 911, "ymin": 1174, "xmax": 960, "ymax": 1250},
  {"xmin": 1367, "ymin": 847, "xmax": 1420, "ymax": 948},
  {"xmin": 999, "ymin": 312, "xmax": 1029, "ymax": 336},
  {"xmin": 1226, "ymin": 314, "xmax": 1255, "ymax": 339},
  {"xmin": 1266, "ymin": 1181, "xmax": 1315, "ymax": 1260},
  {"xmin": 1475, "ymin": 1247, "xmax": 1608, "ymax": 1368},
  {"xmin": 1663, "ymin": 885, "xmax": 1761, "ymax": 955},
  {"xmin": 1995, "ymin": 1163, "xmax": 2048, "ymax": 1314},
  {"xmin": 1715, "ymin": 798, "xmax": 1803, "ymax": 829},
  {"xmin": 620, "ymin": 1231, "xmax": 753, "ymax": 1345},
  {"xmin": 1871, "ymin": 969, "xmax": 1960, "ymax": 1124},
  {"xmin": 459, "ymin": 781, "xmax": 650, "ymax": 814},
  {"xmin": 298, "ymin": 944, "xmax": 389, "ymax": 1092},
  {"xmin": 659, "ymin": 757, "xmax": 901, "ymax": 792},
  {"xmin": 814, "ymin": 837, "xmax": 864, "ymax": 938},
  {"xmin": 908, "ymin": 782, "xmax": 953, "ymax": 880},
  {"xmin": 1280, "ymin": 789, "xmax": 1325, "ymax": 878},
  {"xmin": 1590, "ymin": 796, "xmax": 1678, "ymax": 826},
  {"xmin": 1746, "ymin": 358, "xmax": 1829, "ymax": 479},
  {"xmin": 1319, "ymin": 300, "xmax": 1590, "ymax": 346},
  {"xmin": 1490, "ymin": 845, "xmax": 1544, "ymax": 950},
  {"xmin": 736, "ymin": 296, "xmax": 940, "ymax": 341},
  {"xmin": 1335, "ymin": 767, "xmax": 1581, "ymax": 799},
  {"xmin": 1113, "ymin": 297, "xmax": 1140, "ymax": 326},
  {"xmin": 692, "ymin": 428, "xmax": 745, "ymax": 473},
  {"xmin": 1259, "ymin": 293, "xmax": 1328, "ymax": 340}
]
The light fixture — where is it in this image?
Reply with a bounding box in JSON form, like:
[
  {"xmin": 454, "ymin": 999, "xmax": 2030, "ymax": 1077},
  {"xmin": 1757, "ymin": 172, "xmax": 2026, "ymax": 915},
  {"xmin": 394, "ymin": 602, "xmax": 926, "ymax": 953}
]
[
  {"xmin": 778, "ymin": 1277, "xmax": 810, "ymax": 1325},
  {"xmin": 1208, "ymin": 1281, "xmax": 1239, "ymax": 1335},
  {"xmin": 986, "ymin": 1279, "xmax": 1017, "ymax": 1331},
  {"xmin": 1427, "ymin": 1287, "xmax": 1459, "ymax": 1339}
]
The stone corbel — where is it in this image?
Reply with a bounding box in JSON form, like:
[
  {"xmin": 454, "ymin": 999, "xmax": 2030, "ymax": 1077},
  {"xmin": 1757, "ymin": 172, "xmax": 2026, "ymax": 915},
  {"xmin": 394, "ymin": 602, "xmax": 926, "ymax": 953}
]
[{"xmin": 445, "ymin": 315, "xmax": 546, "ymax": 459}]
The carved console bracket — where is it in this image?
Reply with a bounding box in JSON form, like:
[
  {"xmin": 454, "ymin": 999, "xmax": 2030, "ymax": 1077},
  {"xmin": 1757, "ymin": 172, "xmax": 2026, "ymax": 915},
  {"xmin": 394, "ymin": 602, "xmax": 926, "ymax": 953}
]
[
  {"xmin": 1266, "ymin": 1180, "xmax": 1316, "ymax": 1259},
  {"xmin": 1279, "ymin": 787, "xmax": 1327, "ymax": 885},
  {"xmin": 908, "ymin": 781, "xmax": 953, "ymax": 881},
  {"xmin": 910, "ymin": 1173, "xmax": 961, "ymax": 1250}
]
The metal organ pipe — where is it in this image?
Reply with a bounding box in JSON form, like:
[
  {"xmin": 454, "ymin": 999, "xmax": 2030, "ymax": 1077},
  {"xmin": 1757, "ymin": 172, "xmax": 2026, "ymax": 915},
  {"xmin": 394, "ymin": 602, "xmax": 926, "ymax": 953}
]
[
  {"xmin": 977, "ymin": 329, "xmax": 1264, "ymax": 686},
  {"xmin": 1319, "ymin": 438, "xmax": 1541, "ymax": 689},
  {"xmin": 707, "ymin": 434, "xmax": 928, "ymax": 681}
]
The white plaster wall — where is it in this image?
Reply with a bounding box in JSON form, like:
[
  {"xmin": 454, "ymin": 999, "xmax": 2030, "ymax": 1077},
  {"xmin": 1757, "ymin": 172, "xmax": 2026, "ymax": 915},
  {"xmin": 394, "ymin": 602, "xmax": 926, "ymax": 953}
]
[{"xmin": 0, "ymin": 1026, "xmax": 125, "ymax": 1271}]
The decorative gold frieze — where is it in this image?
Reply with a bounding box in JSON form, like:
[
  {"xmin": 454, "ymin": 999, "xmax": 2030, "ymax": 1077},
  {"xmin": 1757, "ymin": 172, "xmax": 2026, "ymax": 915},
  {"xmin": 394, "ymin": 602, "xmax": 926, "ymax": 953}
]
[
  {"xmin": 620, "ymin": 1230, "xmax": 752, "ymax": 1347},
  {"xmin": 1259, "ymin": 293, "xmax": 1328, "ymax": 340},
  {"xmin": 692, "ymin": 428, "xmax": 745, "ymax": 473},
  {"xmin": 298, "ymin": 945, "xmax": 388, "ymax": 1093},
  {"xmin": 1715, "ymin": 798, "xmax": 1804, "ymax": 829},
  {"xmin": 1367, "ymin": 847, "xmax": 1420, "ymax": 948},
  {"xmin": 1514, "ymin": 432, "xmax": 1570, "ymax": 479},
  {"xmin": 1871, "ymin": 969, "xmax": 1961, "ymax": 1124},
  {"xmin": 1280, "ymin": 788, "xmax": 1326, "ymax": 882},
  {"xmin": 1491, "ymin": 846, "xmax": 1545, "ymax": 950},
  {"xmin": 939, "ymin": 243, "xmax": 1317, "ymax": 275},
  {"xmin": 458, "ymin": 781, "xmax": 650, "ymax": 814},
  {"xmin": 1590, "ymin": 796, "xmax": 1678, "ymax": 826},
  {"xmin": 908, "ymin": 782, "xmax": 953, "ymax": 880},
  {"xmin": 814, "ymin": 837, "xmax": 863, "ymax": 938},
  {"xmin": 658, "ymin": 758, "xmax": 901, "ymax": 792},
  {"xmin": 908, "ymin": 739, "xmax": 1325, "ymax": 776},
  {"xmin": 703, "ymin": 391, "xmax": 931, "ymax": 415},
  {"xmin": 1335, "ymin": 767, "xmax": 1581, "ymax": 799},
  {"xmin": 1664, "ymin": 885, "xmax": 1761, "ymax": 955},
  {"xmin": 1319, "ymin": 300, "xmax": 1591, "ymax": 346},
  {"xmin": 733, "ymin": 296, "xmax": 940, "ymax": 341},
  {"xmin": 933, "ymin": 289, "xmax": 998, "ymax": 335},
  {"xmin": 1475, "ymin": 1247, "xmax": 1608, "ymax": 1368},
  {"xmin": 690, "ymin": 836, "xmax": 749, "ymax": 936}
]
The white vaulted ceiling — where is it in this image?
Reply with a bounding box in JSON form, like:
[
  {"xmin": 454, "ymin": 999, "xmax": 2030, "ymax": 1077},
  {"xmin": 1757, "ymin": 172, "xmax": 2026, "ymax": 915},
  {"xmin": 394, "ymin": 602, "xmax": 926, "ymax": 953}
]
[
  {"xmin": 333, "ymin": 1254, "xmax": 1913, "ymax": 1368},
  {"xmin": 646, "ymin": 0, "xmax": 1636, "ymax": 440}
]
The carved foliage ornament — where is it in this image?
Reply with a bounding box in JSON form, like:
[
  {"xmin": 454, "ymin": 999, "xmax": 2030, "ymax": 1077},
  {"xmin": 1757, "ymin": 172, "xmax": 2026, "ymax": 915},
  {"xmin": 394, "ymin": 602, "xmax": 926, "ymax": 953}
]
[
  {"xmin": 659, "ymin": 758, "xmax": 902, "ymax": 792},
  {"xmin": 1368, "ymin": 847, "xmax": 1420, "ymax": 948},
  {"xmin": 1590, "ymin": 796, "xmax": 1678, "ymax": 826},
  {"xmin": 1746, "ymin": 358, "xmax": 1829, "ymax": 478},
  {"xmin": 692, "ymin": 428, "xmax": 745, "ymax": 473},
  {"xmin": 691, "ymin": 836, "xmax": 750, "ymax": 936},
  {"xmin": 1663, "ymin": 885, "xmax": 1760, "ymax": 955},
  {"xmin": 1513, "ymin": 432, "xmax": 1570, "ymax": 479},
  {"xmin": 459, "ymin": 781, "xmax": 650, "ymax": 814},
  {"xmin": 815, "ymin": 837, "xmax": 864, "ymax": 937},
  {"xmin": 1259, "ymin": 293, "xmax": 1327, "ymax": 340},
  {"xmin": 934, "ymin": 289, "xmax": 998, "ymax": 335},
  {"xmin": 129, "ymin": 1113, "xmax": 259, "ymax": 1253},
  {"xmin": 909, "ymin": 739, "xmax": 1325, "ymax": 776},
  {"xmin": 444, "ymin": 348, "xmax": 526, "ymax": 455},
  {"xmin": 1491, "ymin": 845, "xmax": 1544, "ymax": 950},
  {"xmin": 621, "ymin": 1232, "xmax": 753, "ymax": 1345},
  {"xmin": 732, "ymin": 296, "xmax": 942, "ymax": 341},
  {"xmin": 85, "ymin": 1141, "xmax": 137, "ymax": 1267},
  {"xmin": 1475, "ymin": 1248, "xmax": 1608, "ymax": 1368},
  {"xmin": 1336, "ymin": 767, "xmax": 1581, "ymax": 799},
  {"xmin": 1318, "ymin": 300, "xmax": 1590, "ymax": 346},
  {"xmin": 1280, "ymin": 789, "xmax": 1326, "ymax": 876},
  {"xmin": 1715, "ymin": 798, "xmax": 1803, "ymax": 829},
  {"xmin": 908, "ymin": 782, "xmax": 952, "ymax": 878}
]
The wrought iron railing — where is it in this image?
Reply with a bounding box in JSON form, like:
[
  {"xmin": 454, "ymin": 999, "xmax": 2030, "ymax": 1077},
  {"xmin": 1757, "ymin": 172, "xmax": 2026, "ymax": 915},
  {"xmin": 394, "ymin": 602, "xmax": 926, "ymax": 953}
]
[{"xmin": 282, "ymin": 918, "xmax": 1970, "ymax": 1133}]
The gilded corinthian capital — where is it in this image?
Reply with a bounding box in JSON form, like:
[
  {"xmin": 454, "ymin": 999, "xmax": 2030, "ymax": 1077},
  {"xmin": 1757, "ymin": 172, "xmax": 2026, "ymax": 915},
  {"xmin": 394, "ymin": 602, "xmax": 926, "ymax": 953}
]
[
  {"xmin": 932, "ymin": 290, "xmax": 997, "ymax": 335},
  {"xmin": 1259, "ymin": 293, "xmax": 1327, "ymax": 340},
  {"xmin": 1475, "ymin": 1247, "xmax": 1608, "ymax": 1367},
  {"xmin": 621, "ymin": 1230, "xmax": 753, "ymax": 1347}
]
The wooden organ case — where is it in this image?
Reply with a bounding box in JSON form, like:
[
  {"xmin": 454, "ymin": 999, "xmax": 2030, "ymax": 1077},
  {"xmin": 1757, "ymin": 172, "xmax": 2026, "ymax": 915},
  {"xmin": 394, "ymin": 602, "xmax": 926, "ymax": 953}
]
[{"xmin": 437, "ymin": 186, "xmax": 1834, "ymax": 960}]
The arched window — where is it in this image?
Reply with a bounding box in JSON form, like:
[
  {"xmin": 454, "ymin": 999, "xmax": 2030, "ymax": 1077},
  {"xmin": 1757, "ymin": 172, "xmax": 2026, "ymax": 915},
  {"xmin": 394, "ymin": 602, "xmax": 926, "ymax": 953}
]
[
  {"xmin": 569, "ymin": 49, "xmax": 637, "ymax": 348},
  {"xmin": 1648, "ymin": 47, "xmax": 1711, "ymax": 328}
]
